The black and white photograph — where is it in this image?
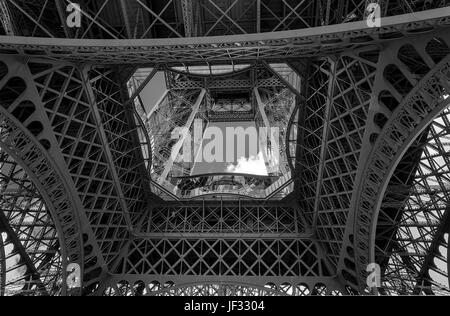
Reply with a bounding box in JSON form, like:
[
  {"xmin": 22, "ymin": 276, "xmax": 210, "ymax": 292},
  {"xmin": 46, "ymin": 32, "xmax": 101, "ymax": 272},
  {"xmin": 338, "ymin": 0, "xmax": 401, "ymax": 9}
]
[{"xmin": 0, "ymin": 0, "xmax": 449, "ymax": 303}]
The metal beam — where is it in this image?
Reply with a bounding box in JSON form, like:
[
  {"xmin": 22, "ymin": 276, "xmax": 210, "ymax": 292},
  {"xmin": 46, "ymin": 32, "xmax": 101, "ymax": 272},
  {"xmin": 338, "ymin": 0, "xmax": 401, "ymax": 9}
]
[
  {"xmin": 127, "ymin": 67, "xmax": 159, "ymax": 105},
  {"xmin": 81, "ymin": 68, "xmax": 133, "ymax": 231},
  {"xmin": 254, "ymin": 87, "xmax": 270, "ymax": 127},
  {"xmin": 2, "ymin": 8, "xmax": 449, "ymax": 65},
  {"xmin": 413, "ymin": 207, "xmax": 450, "ymax": 294},
  {"xmin": 312, "ymin": 58, "xmax": 336, "ymax": 229},
  {"xmin": 181, "ymin": 0, "xmax": 194, "ymax": 37},
  {"xmin": 263, "ymin": 61, "xmax": 305, "ymax": 101},
  {"xmin": 205, "ymin": 0, "xmax": 246, "ymax": 36},
  {"xmin": 159, "ymin": 89, "xmax": 206, "ymax": 183},
  {"xmin": 136, "ymin": 0, "xmax": 183, "ymax": 38},
  {"xmin": 256, "ymin": 0, "xmax": 261, "ymax": 33},
  {"xmin": 9, "ymin": 0, "xmax": 54, "ymax": 37},
  {"xmin": 61, "ymin": 0, "xmax": 121, "ymax": 39},
  {"xmin": 120, "ymin": 0, "xmax": 133, "ymax": 38},
  {"xmin": 0, "ymin": 0, "xmax": 15, "ymax": 35},
  {"xmin": 0, "ymin": 210, "xmax": 48, "ymax": 295},
  {"xmin": 133, "ymin": 232, "xmax": 307, "ymax": 239},
  {"xmin": 54, "ymin": 0, "xmax": 71, "ymax": 38}
]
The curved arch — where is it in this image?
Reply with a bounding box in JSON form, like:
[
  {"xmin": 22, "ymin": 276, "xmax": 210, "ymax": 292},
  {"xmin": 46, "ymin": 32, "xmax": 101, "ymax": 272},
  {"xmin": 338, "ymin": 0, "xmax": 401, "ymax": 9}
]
[
  {"xmin": 11, "ymin": 100, "xmax": 36, "ymax": 123},
  {"xmin": 0, "ymin": 152, "xmax": 63, "ymax": 296},
  {"xmin": 379, "ymin": 90, "xmax": 399, "ymax": 112},
  {"xmin": 374, "ymin": 112, "xmax": 389, "ymax": 129},
  {"xmin": 312, "ymin": 283, "xmax": 328, "ymax": 296},
  {"xmin": 26, "ymin": 121, "xmax": 44, "ymax": 137},
  {"xmin": 0, "ymin": 108, "xmax": 83, "ymax": 295},
  {"xmin": 297, "ymin": 283, "xmax": 310, "ymax": 296},
  {"xmin": 354, "ymin": 52, "xmax": 450, "ymax": 292},
  {"xmin": 383, "ymin": 64, "xmax": 413, "ymax": 97},
  {"xmin": 373, "ymin": 105, "xmax": 450, "ymax": 294},
  {"xmin": 133, "ymin": 280, "xmax": 147, "ymax": 296}
]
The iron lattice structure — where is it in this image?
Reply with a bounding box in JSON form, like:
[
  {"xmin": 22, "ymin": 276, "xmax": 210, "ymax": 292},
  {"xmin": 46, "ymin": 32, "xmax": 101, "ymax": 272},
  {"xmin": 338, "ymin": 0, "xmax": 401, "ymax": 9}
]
[{"xmin": 0, "ymin": 0, "xmax": 449, "ymax": 296}]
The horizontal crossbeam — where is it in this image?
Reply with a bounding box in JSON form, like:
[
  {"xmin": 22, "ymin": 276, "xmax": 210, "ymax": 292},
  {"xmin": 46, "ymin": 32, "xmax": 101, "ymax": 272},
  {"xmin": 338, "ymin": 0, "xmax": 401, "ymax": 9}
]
[{"xmin": 0, "ymin": 8, "xmax": 449, "ymax": 65}]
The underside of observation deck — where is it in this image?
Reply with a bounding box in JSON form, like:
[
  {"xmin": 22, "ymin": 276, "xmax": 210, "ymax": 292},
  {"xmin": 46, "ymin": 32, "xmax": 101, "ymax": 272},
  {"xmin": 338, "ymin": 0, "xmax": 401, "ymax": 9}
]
[{"xmin": 1, "ymin": 0, "xmax": 450, "ymax": 296}]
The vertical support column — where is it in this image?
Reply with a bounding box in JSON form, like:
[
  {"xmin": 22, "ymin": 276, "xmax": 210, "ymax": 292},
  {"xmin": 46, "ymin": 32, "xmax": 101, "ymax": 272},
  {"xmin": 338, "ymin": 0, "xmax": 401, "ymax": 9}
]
[
  {"xmin": 119, "ymin": 0, "xmax": 133, "ymax": 38},
  {"xmin": 55, "ymin": 0, "xmax": 72, "ymax": 38},
  {"xmin": 181, "ymin": 0, "xmax": 194, "ymax": 37},
  {"xmin": 256, "ymin": 0, "xmax": 261, "ymax": 33},
  {"xmin": 254, "ymin": 87, "xmax": 270, "ymax": 127},
  {"xmin": 147, "ymin": 90, "xmax": 169, "ymax": 119},
  {"xmin": 128, "ymin": 67, "xmax": 159, "ymax": 105},
  {"xmin": 312, "ymin": 58, "xmax": 336, "ymax": 228},
  {"xmin": 159, "ymin": 89, "xmax": 206, "ymax": 183},
  {"xmin": 81, "ymin": 67, "xmax": 133, "ymax": 231}
]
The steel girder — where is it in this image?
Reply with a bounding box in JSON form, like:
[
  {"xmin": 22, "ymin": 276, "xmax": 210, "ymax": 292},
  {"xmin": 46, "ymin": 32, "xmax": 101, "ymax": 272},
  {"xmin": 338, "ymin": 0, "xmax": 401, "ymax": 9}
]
[
  {"xmin": 102, "ymin": 278, "xmax": 345, "ymax": 296},
  {"xmin": 0, "ymin": 156, "xmax": 61, "ymax": 297},
  {"xmin": 1, "ymin": 4, "xmax": 450, "ymax": 296},
  {"xmin": 31, "ymin": 61, "xmax": 152, "ymax": 271},
  {"xmin": 96, "ymin": 26, "xmax": 450, "ymax": 294},
  {"xmin": 97, "ymin": 200, "xmax": 343, "ymax": 296},
  {"xmin": 3, "ymin": 0, "xmax": 448, "ymax": 39},
  {"xmin": 0, "ymin": 54, "xmax": 155, "ymax": 295},
  {"xmin": 102, "ymin": 279, "xmax": 343, "ymax": 297},
  {"xmin": 371, "ymin": 116, "xmax": 450, "ymax": 295},
  {"xmin": 0, "ymin": 152, "xmax": 61, "ymax": 296},
  {"xmin": 105, "ymin": 281, "xmax": 302, "ymax": 296},
  {"xmin": 347, "ymin": 31, "xmax": 450, "ymax": 293},
  {"xmin": 286, "ymin": 29, "xmax": 450, "ymax": 294},
  {"xmin": 0, "ymin": 57, "xmax": 86, "ymax": 295},
  {"xmin": 0, "ymin": 8, "xmax": 450, "ymax": 65},
  {"xmin": 143, "ymin": 63, "xmax": 297, "ymax": 201},
  {"xmin": 135, "ymin": 201, "xmax": 305, "ymax": 236},
  {"xmin": 291, "ymin": 53, "xmax": 374, "ymax": 290}
]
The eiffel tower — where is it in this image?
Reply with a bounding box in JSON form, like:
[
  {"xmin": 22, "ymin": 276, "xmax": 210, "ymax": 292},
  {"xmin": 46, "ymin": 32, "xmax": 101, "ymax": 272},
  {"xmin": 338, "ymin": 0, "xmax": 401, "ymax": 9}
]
[{"xmin": 0, "ymin": 0, "xmax": 449, "ymax": 296}]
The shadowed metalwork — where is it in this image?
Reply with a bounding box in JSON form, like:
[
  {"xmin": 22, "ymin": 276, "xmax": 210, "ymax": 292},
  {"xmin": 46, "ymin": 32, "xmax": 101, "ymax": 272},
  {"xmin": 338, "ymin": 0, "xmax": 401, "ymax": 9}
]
[{"xmin": 1, "ymin": 0, "xmax": 450, "ymax": 296}]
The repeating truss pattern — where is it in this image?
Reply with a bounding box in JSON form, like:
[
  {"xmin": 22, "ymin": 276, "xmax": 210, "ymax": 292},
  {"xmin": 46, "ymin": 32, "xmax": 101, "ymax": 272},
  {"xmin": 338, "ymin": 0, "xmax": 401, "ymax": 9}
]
[
  {"xmin": 0, "ymin": 57, "xmax": 83, "ymax": 295},
  {"xmin": 87, "ymin": 67, "xmax": 150, "ymax": 226},
  {"xmin": 138, "ymin": 202, "xmax": 303, "ymax": 235},
  {"xmin": 117, "ymin": 237, "xmax": 328, "ymax": 277},
  {"xmin": 146, "ymin": 88, "xmax": 206, "ymax": 182},
  {"xmin": 1, "ymin": 2, "xmax": 450, "ymax": 296},
  {"xmin": 375, "ymin": 106, "xmax": 450, "ymax": 295},
  {"xmin": 2, "ymin": 9, "xmax": 449, "ymax": 66},
  {"xmin": 0, "ymin": 151, "xmax": 62, "ymax": 296},
  {"xmin": 102, "ymin": 281, "xmax": 341, "ymax": 296},
  {"xmin": 353, "ymin": 32, "xmax": 450, "ymax": 292},
  {"xmin": 28, "ymin": 61, "xmax": 130, "ymax": 266},
  {"xmin": 315, "ymin": 52, "xmax": 376, "ymax": 266},
  {"xmin": 140, "ymin": 64, "xmax": 296, "ymax": 200},
  {"xmin": 4, "ymin": 0, "xmax": 449, "ymax": 39},
  {"xmin": 294, "ymin": 52, "xmax": 376, "ymax": 268},
  {"xmin": 102, "ymin": 198, "xmax": 337, "ymax": 294}
]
